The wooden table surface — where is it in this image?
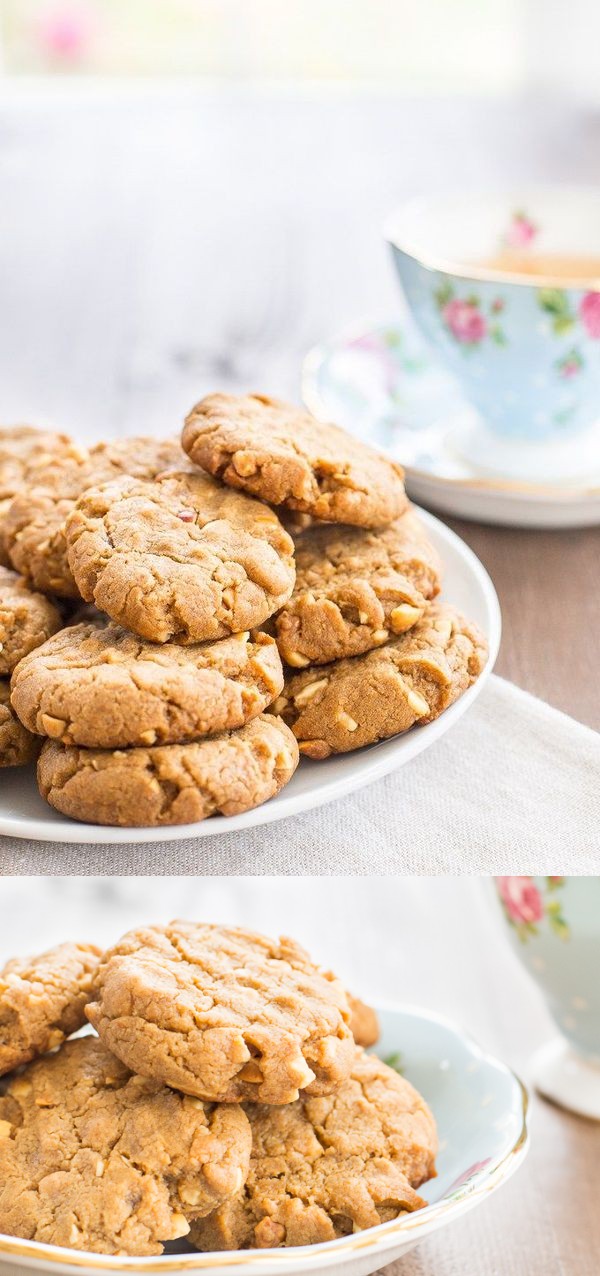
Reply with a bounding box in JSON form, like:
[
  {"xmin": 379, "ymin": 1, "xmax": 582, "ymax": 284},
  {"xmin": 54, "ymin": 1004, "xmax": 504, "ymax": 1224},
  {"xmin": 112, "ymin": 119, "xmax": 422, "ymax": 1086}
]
[
  {"xmin": 1, "ymin": 874, "xmax": 598, "ymax": 1276},
  {"xmin": 0, "ymin": 85, "xmax": 599, "ymax": 727}
]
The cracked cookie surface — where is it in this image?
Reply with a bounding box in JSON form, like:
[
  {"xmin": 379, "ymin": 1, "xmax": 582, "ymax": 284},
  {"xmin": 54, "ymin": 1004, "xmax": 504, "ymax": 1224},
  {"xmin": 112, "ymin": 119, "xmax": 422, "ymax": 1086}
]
[
  {"xmin": 0, "ymin": 941, "xmax": 101, "ymax": 1075},
  {"xmin": 4, "ymin": 436, "xmax": 183, "ymax": 598},
  {"xmin": 275, "ymin": 509, "xmax": 442, "ymax": 666},
  {"xmin": 0, "ymin": 680, "xmax": 38, "ymax": 767},
  {"xmin": 38, "ymin": 713, "xmax": 299, "ymax": 826},
  {"xmin": 182, "ymin": 394, "xmax": 407, "ymax": 527},
  {"xmin": 0, "ymin": 1036, "xmax": 252, "ymax": 1256},
  {"xmin": 12, "ymin": 622, "xmax": 284, "ymax": 748},
  {"xmin": 190, "ymin": 1049, "xmax": 437, "ymax": 1250},
  {"xmin": 273, "ymin": 604, "xmax": 488, "ymax": 757},
  {"xmin": 0, "ymin": 425, "xmax": 79, "ymax": 566},
  {"xmin": 85, "ymin": 921, "xmax": 354, "ymax": 1104},
  {"xmin": 0, "ymin": 565, "xmax": 62, "ymax": 674},
  {"xmin": 65, "ymin": 469, "xmax": 295, "ymax": 642}
]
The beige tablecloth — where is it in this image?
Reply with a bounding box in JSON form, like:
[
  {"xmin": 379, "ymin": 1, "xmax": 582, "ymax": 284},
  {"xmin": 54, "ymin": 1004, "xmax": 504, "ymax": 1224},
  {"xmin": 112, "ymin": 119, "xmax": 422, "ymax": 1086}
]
[{"xmin": 1, "ymin": 675, "xmax": 597, "ymax": 875}]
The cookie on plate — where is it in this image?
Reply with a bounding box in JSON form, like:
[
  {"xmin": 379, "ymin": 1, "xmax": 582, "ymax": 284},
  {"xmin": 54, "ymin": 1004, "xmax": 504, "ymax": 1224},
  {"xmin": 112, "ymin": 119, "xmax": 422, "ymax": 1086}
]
[
  {"xmin": 0, "ymin": 680, "xmax": 39, "ymax": 767},
  {"xmin": 273, "ymin": 605, "xmax": 488, "ymax": 758},
  {"xmin": 37, "ymin": 713, "xmax": 299, "ymax": 826},
  {"xmin": 65, "ymin": 469, "xmax": 295, "ymax": 643},
  {"xmin": 0, "ymin": 565, "xmax": 62, "ymax": 675},
  {"xmin": 0, "ymin": 941, "xmax": 101, "ymax": 1075},
  {"xmin": 348, "ymin": 994, "xmax": 380, "ymax": 1048},
  {"xmin": 4, "ymin": 436, "xmax": 183, "ymax": 598},
  {"xmin": 275, "ymin": 510, "xmax": 442, "ymax": 666},
  {"xmin": 182, "ymin": 393, "xmax": 407, "ymax": 527},
  {"xmin": 0, "ymin": 1036, "xmax": 252, "ymax": 1256},
  {"xmin": 85, "ymin": 921, "xmax": 355, "ymax": 1104},
  {"xmin": 0, "ymin": 425, "xmax": 81, "ymax": 566},
  {"xmin": 12, "ymin": 623, "xmax": 284, "ymax": 748},
  {"xmin": 189, "ymin": 1048, "xmax": 437, "ymax": 1250}
]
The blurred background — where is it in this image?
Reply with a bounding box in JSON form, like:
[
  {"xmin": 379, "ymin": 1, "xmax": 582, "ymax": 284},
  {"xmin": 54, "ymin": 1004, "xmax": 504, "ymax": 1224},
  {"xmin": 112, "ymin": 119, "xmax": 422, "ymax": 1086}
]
[{"xmin": 0, "ymin": 0, "xmax": 599, "ymax": 101}]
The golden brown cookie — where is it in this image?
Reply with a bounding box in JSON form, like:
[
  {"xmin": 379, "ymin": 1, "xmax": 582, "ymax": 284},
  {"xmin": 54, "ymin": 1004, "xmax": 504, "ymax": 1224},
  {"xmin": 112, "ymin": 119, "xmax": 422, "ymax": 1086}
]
[
  {"xmin": 0, "ymin": 1036, "xmax": 252, "ymax": 1256},
  {"xmin": 0, "ymin": 941, "xmax": 101, "ymax": 1075},
  {"xmin": 65, "ymin": 469, "xmax": 296, "ymax": 643},
  {"xmin": 0, "ymin": 565, "xmax": 62, "ymax": 674},
  {"xmin": 4, "ymin": 436, "xmax": 183, "ymax": 598},
  {"xmin": 37, "ymin": 713, "xmax": 299, "ymax": 826},
  {"xmin": 0, "ymin": 425, "xmax": 80, "ymax": 566},
  {"xmin": 0, "ymin": 680, "xmax": 38, "ymax": 767},
  {"xmin": 348, "ymin": 994, "xmax": 380, "ymax": 1048},
  {"xmin": 273, "ymin": 605, "xmax": 488, "ymax": 758},
  {"xmin": 190, "ymin": 1048, "xmax": 437, "ymax": 1250},
  {"xmin": 182, "ymin": 394, "xmax": 407, "ymax": 527},
  {"xmin": 275, "ymin": 510, "xmax": 442, "ymax": 666},
  {"xmin": 12, "ymin": 623, "xmax": 284, "ymax": 748},
  {"xmin": 86, "ymin": 921, "xmax": 355, "ymax": 1104}
]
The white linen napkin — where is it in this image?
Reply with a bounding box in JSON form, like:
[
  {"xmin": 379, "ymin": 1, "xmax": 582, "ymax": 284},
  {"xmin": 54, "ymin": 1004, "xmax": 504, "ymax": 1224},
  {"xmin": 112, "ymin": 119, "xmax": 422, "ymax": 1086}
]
[{"xmin": 1, "ymin": 675, "xmax": 597, "ymax": 875}]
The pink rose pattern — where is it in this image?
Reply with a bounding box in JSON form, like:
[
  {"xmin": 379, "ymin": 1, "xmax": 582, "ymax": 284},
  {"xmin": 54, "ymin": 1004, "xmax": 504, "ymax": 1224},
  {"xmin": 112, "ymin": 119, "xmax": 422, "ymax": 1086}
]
[
  {"xmin": 434, "ymin": 281, "xmax": 505, "ymax": 349},
  {"xmin": 505, "ymin": 210, "xmax": 538, "ymax": 249},
  {"xmin": 580, "ymin": 290, "xmax": 600, "ymax": 338},
  {"xmin": 496, "ymin": 876, "xmax": 569, "ymax": 942}
]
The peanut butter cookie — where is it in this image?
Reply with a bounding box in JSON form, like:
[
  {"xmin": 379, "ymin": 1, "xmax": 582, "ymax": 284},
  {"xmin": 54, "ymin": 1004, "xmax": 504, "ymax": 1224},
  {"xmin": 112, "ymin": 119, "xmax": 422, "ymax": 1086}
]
[
  {"xmin": 348, "ymin": 994, "xmax": 380, "ymax": 1048},
  {"xmin": 0, "ymin": 680, "xmax": 38, "ymax": 766},
  {"xmin": 38, "ymin": 713, "xmax": 299, "ymax": 826},
  {"xmin": 0, "ymin": 565, "xmax": 62, "ymax": 674},
  {"xmin": 190, "ymin": 1048, "xmax": 437, "ymax": 1250},
  {"xmin": 276, "ymin": 510, "xmax": 442, "ymax": 666},
  {"xmin": 0, "ymin": 1036, "xmax": 252, "ymax": 1256},
  {"xmin": 65, "ymin": 469, "xmax": 295, "ymax": 642},
  {"xmin": 12, "ymin": 623, "xmax": 283, "ymax": 748},
  {"xmin": 86, "ymin": 921, "xmax": 354, "ymax": 1104},
  {"xmin": 4, "ymin": 436, "xmax": 183, "ymax": 598},
  {"xmin": 0, "ymin": 424, "xmax": 80, "ymax": 566},
  {"xmin": 182, "ymin": 394, "xmax": 407, "ymax": 527},
  {"xmin": 273, "ymin": 605, "xmax": 488, "ymax": 757},
  {"xmin": 0, "ymin": 941, "xmax": 101, "ymax": 1075}
]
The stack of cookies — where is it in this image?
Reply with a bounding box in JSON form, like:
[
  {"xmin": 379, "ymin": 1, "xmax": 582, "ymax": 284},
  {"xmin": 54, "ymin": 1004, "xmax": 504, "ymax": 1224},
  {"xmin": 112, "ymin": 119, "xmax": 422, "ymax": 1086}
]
[
  {"xmin": 0, "ymin": 921, "xmax": 438, "ymax": 1257},
  {"xmin": 1, "ymin": 393, "xmax": 488, "ymax": 826},
  {"xmin": 181, "ymin": 395, "xmax": 488, "ymax": 761}
]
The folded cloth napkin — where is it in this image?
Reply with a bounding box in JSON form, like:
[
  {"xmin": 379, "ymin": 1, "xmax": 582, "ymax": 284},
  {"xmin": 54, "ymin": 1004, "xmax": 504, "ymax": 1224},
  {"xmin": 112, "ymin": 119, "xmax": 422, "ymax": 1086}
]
[{"xmin": 1, "ymin": 675, "xmax": 597, "ymax": 875}]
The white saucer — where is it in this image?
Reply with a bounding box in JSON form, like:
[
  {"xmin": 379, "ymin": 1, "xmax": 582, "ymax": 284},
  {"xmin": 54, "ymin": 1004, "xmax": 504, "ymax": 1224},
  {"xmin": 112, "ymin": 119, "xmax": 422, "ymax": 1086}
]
[
  {"xmin": 302, "ymin": 318, "xmax": 600, "ymax": 528},
  {"xmin": 532, "ymin": 1038, "xmax": 600, "ymax": 1120},
  {"xmin": 0, "ymin": 508, "xmax": 500, "ymax": 843}
]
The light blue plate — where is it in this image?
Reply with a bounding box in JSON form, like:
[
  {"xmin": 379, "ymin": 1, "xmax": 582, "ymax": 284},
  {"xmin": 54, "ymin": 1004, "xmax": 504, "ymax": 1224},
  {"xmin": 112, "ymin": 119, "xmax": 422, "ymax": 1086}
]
[{"xmin": 0, "ymin": 1006, "xmax": 528, "ymax": 1276}]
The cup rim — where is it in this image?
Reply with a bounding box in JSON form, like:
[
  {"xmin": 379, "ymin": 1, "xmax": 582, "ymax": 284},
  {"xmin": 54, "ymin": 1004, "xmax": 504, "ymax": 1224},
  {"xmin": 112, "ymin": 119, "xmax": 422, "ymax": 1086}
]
[{"xmin": 384, "ymin": 187, "xmax": 600, "ymax": 289}]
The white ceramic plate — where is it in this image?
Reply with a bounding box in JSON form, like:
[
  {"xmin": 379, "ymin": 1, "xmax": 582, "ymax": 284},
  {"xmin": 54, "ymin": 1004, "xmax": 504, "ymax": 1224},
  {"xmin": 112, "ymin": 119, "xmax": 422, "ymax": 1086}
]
[
  {"xmin": 0, "ymin": 1005, "xmax": 529, "ymax": 1276},
  {"xmin": 302, "ymin": 317, "xmax": 600, "ymax": 528},
  {"xmin": 0, "ymin": 509, "xmax": 500, "ymax": 843}
]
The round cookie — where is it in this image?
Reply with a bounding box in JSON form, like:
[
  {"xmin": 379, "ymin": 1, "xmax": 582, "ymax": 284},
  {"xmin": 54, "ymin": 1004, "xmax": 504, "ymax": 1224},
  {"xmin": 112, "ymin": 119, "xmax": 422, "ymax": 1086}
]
[
  {"xmin": 182, "ymin": 393, "xmax": 407, "ymax": 527},
  {"xmin": 0, "ymin": 565, "xmax": 62, "ymax": 675},
  {"xmin": 85, "ymin": 921, "xmax": 355, "ymax": 1103},
  {"xmin": 347, "ymin": 994, "xmax": 380, "ymax": 1048},
  {"xmin": 12, "ymin": 623, "xmax": 284, "ymax": 748},
  {"xmin": 0, "ymin": 680, "xmax": 38, "ymax": 767},
  {"xmin": 0, "ymin": 941, "xmax": 101, "ymax": 1075},
  {"xmin": 275, "ymin": 509, "xmax": 442, "ymax": 667},
  {"xmin": 273, "ymin": 605, "xmax": 488, "ymax": 758},
  {"xmin": 4, "ymin": 435, "xmax": 183, "ymax": 598},
  {"xmin": 65, "ymin": 469, "xmax": 295, "ymax": 643},
  {"xmin": 0, "ymin": 425, "xmax": 80, "ymax": 566},
  {"xmin": 0, "ymin": 1036, "xmax": 252, "ymax": 1257},
  {"xmin": 189, "ymin": 1048, "xmax": 437, "ymax": 1250},
  {"xmin": 37, "ymin": 713, "xmax": 299, "ymax": 826}
]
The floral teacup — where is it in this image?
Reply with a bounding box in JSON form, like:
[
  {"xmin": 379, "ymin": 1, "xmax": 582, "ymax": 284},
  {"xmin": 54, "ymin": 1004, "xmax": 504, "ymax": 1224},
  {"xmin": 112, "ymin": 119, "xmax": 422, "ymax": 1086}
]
[
  {"xmin": 494, "ymin": 877, "xmax": 600, "ymax": 1119},
  {"xmin": 385, "ymin": 190, "xmax": 600, "ymax": 479}
]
